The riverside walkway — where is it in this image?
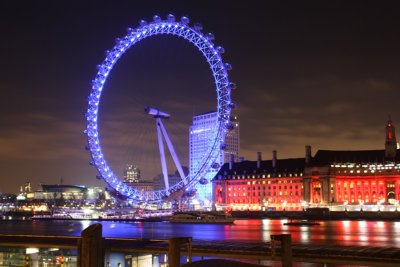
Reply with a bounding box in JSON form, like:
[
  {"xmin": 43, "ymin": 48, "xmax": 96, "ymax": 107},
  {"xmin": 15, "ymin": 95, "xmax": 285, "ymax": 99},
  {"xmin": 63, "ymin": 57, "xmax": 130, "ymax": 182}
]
[{"xmin": 1, "ymin": 231, "xmax": 400, "ymax": 267}]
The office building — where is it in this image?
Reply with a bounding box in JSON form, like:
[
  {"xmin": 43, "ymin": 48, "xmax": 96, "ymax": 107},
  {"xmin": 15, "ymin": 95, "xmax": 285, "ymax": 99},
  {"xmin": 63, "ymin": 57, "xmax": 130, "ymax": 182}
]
[{"xmin": 189, "ymin": 111, "xmax": 240, "ymax": 206}]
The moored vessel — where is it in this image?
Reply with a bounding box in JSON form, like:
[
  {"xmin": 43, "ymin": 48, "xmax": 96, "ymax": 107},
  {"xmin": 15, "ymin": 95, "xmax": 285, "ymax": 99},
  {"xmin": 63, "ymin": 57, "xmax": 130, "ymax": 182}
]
[
  {"xmin": 283, "ymin": 219, "xmax": 320, "ymax": 226},
  {"xmin": 169, "ymin": 211, "xmax": 235, "ymax": 224}
]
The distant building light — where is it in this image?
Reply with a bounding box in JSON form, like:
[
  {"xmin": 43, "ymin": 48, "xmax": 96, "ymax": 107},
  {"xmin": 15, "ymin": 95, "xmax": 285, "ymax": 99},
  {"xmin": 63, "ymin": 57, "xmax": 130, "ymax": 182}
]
[
  {"xmin": 26, "ymin": 248, "xmax": 39, "ymax": 254},
  {"xmin": 16, "ymin": 195, "xmax": 26, "ymax": 201}
]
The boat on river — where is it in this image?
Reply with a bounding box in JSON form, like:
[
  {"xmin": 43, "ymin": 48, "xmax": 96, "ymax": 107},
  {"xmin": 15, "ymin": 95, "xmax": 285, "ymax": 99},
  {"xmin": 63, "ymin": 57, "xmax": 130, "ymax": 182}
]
[
  {"xmin": 283, "ymin": 219, "xmax": 320, "ymax": 226},
  {"xmin": 169, "ymin": 211, "xmax": 235, "ymax": 224}
]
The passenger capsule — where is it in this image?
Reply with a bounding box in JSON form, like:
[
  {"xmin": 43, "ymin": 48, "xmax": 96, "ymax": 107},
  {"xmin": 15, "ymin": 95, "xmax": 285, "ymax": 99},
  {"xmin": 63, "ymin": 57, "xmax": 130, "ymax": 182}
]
[
  {"xmin": 225, "ymin": 123, "xmax": 234, "ymax": 130},
  {"xmin": 193, "ymin": 22, "xmax": 203, "ymax": 31},
  {"xmin": 181, "ymin": 16, "xmax": 190, "ymax": 25},
  {"xmin": 216, "ymin": 46, "xmax": 225, "ymax": 54},
  {"xmin": 167, "ymin": 14, "xmax": 175, "ymax": 22},
  {"xmin": 139, "ymin": 20, "xmax": 147, "ymax": 27},
  {"xmin": 153, "ymin": 15, "xmax": 161, "ymax": 23},
  {"xmin": 229, "ymin": 101, "xmax": 237, "ymax": 109},
  {"xmin": 206, "ymin": 32, "xmax": 215, "ymax": 41},
  {"xmin": 225, "ymin": 63, "xmax": 232, "ymax": 71},
  {"xmin": 228, "ymin": 82, "xmax": 237, "ymax": 90},
  {"xmin": 199, "ymin": 178, "xmax": 208, "ymax": 185},
  {"xmin": 212, "ymin": 162, "xmax": 220, "ymax": 169}
]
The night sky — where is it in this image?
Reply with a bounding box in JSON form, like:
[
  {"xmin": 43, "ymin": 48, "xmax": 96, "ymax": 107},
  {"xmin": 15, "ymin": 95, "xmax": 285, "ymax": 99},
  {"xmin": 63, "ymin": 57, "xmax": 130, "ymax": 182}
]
[{"xmin": 1, "ymin": 1, "xmax": 399, "ymax": 193}]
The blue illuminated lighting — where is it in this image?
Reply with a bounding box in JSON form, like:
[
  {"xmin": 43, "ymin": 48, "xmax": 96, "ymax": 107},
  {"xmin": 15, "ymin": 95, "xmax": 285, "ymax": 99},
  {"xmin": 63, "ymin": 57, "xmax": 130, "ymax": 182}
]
[{"xmin": 85, "ymin": 14, "xmax": 234, "ymax": 202}]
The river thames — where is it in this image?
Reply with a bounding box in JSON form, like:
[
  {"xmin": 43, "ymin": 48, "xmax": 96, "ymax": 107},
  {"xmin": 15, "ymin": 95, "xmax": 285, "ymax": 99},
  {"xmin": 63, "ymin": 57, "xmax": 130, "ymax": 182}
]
[{"xmin": 1, "ymin": 218, "xmax": 400, "ymax": 247}]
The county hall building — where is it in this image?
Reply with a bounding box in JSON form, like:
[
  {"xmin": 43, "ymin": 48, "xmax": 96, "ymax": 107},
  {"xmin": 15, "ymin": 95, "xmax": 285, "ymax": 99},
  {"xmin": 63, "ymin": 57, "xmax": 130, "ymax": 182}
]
[{"xmin": 213, "ymin": 119, "xmax": 400, "ymax": 210}]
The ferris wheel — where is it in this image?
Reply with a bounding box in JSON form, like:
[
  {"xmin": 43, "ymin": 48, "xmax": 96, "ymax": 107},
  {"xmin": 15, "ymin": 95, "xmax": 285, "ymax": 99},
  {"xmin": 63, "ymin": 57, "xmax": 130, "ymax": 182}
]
[{"xmin": 85, "ymin": 14, "xmax": 235, "ymax": 202}]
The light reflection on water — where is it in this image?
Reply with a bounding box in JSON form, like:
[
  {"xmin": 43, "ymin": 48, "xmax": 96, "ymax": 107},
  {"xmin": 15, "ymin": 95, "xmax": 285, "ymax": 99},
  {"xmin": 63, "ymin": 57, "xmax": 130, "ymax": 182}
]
[{"xmin": 1, "ymin": 219, "xmax": 400, "ymax": 247}]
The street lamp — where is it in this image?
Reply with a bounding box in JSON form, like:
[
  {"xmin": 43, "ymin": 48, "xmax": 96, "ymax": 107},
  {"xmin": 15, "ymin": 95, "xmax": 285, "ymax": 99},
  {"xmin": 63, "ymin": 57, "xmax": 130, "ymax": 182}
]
[
  {"xmin": 377, "ymin": 199, "xmax": 384, "ymax": 212},
  {"xmin": 359, "ymin": 200, "xmax": 364, "ymax": 212},
  {"xmin": 394, "ymin": 200, "xmax": 399, "ymax": 212},
  {"xmin": 282, "ymin": 200, "xmax": 287, "ymax": 211},
  {"xmin": 261, "ymin": 199, "xmax": 268, "ymax": 211},
  {"xmin": 301, "ymin": 201, "xmax": 308, "ymax": 211}
]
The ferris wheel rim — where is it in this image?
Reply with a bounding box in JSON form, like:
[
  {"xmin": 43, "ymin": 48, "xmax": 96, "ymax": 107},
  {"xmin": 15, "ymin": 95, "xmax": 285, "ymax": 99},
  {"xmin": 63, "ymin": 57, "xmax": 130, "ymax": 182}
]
[{"xmin": 85, "ymin": 14, "xmax": 234, "ymax": 202}]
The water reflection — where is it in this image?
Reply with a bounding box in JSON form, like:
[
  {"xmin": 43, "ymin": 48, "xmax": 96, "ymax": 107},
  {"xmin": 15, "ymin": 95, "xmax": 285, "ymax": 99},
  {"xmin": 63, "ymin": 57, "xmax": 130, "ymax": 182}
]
[{"xmin": 1, "ymin": 219, "xmax": 400, "ymax": 247}]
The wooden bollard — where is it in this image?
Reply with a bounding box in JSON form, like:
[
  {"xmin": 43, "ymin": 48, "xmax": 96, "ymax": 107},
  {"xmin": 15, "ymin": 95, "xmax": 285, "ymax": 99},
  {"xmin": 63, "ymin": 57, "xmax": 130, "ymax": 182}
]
[
  {"xmin": 78, "ymin": 224, "xmax": 104, "ymax": 267},
  {"xmin": 168, "ymin": 237, "xmax": 192, "ymax": 267},
  {"xmin": 270, "ymin": 234, "xmax": 292, "ymax": 267}
]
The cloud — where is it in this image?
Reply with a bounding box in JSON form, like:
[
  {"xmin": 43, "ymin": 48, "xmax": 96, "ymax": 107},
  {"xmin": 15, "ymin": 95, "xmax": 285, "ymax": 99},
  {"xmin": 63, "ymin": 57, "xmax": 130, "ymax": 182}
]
[
  {"xmin": 326, "ymin": 102, "xmax": 354, "ymax": 114},
  {"xmin": 0, "ymin": 112, "xmax": 86, "ymax": 161},
  {"xmin": 366, "ymin": 79, "xmax": 394, "ymax": 92}
]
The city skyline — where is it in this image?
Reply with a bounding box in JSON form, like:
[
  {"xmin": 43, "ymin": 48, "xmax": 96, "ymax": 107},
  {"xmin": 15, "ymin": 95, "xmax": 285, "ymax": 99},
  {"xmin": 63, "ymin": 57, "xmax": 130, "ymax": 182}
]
[{"xmin": 1, "ymin": 1, "xmax": 399, "ymax": 193}]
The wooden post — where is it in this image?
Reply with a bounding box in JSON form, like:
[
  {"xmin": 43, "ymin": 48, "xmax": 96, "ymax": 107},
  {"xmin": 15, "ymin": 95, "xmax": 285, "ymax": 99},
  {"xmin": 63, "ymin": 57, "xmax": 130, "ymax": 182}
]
[
  {"xmin": 78, "ymin": 224, "xmax": 104, "ymax": 267},
  {"xmin": 281, "ymin": 234, "xmax": 292, "ymax": 267},
  {"xmin": 168, "ymin": 237, "xmax": 192, "ymax": 267},
  {"xmin": 270, "ymin": 234, "xmax": 292, "ymax": 267}
]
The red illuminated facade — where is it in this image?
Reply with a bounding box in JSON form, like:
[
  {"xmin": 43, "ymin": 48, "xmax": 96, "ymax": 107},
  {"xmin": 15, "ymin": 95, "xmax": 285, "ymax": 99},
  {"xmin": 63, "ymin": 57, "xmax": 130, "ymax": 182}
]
[
  {"xmin": 213, "ymin": 151, "xmax": 306, "ymax": 210},
  {"xmin": 213, "ymin": 119, "xmax": 400, "ymax": 210}
]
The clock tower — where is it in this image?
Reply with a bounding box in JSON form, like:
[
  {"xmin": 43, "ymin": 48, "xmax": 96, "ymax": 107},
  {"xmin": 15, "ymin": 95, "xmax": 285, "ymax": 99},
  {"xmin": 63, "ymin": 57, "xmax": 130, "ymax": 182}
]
[{"xmin": 385, "ymin": 118, "xmax": 397, "ymax": 159}]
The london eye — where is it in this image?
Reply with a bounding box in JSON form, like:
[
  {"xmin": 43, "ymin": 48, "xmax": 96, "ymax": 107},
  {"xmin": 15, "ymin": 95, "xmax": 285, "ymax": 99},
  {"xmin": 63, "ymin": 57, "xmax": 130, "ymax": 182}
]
[{"xmin": 85, "ymin": 14, "xmax": 235, "ymax": 202}]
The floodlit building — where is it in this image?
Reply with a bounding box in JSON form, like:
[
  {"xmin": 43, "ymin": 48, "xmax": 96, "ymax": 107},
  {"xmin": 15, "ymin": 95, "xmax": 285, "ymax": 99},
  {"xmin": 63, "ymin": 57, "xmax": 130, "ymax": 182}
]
[
  {"xmin": 213, "ymin": 151, "xmax": 305, "ymax": 210},
  {"xmin": 304, "ymin": 119, "xmax": 400, "ymax": 206},
  {"xmin": 223, "ymin": 115, "xmax": 240, "ymax": 163},
  {"xmin": 189, "ymin": 111, "xmax": 240, "ymax": 206},
  {"xmin": 213, "ymin": 119, "xmax": 400, "ymax": 210},
  {"xmin": 28, "ymin": 184, "xmax": 88, "ymax": 200},
  {"xmin": 124, "ymin": 164, "xmax": 141, "ymax": 183},
  {"xmin": 123, "ymin": 164, "xmax": 154, "ymax": 193}
]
